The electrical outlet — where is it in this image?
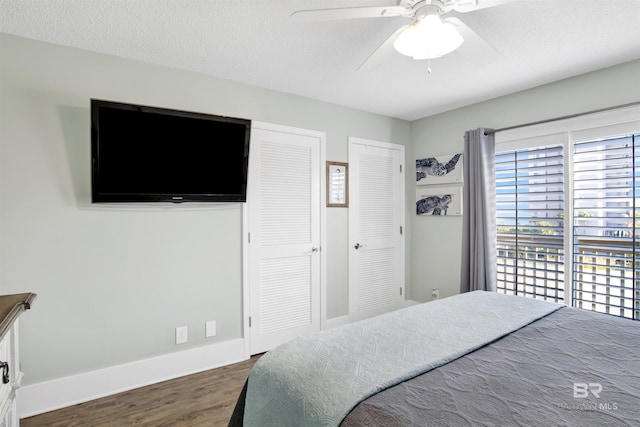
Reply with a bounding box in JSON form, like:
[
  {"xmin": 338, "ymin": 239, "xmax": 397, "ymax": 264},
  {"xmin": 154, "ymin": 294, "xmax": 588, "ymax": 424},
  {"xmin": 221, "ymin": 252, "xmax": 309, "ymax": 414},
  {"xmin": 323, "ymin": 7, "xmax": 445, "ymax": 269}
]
[
  {"xmin": 431, "ymin": 288, "xmax": 439, "ymax": 300},
  {"xmin": 206, "ymin": 320, "xmax": 217, "ymax": 338},
  {"xmin": 176, "ymin": 326, "xmax": 188, "ymax": 344}
]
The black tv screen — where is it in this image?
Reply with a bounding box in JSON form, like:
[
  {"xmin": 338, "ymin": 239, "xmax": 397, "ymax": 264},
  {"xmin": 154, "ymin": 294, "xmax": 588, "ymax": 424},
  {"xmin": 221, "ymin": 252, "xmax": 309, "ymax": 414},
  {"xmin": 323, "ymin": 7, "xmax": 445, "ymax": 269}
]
[{"xmin": 91, "ymin": 99, "xmax": 251, "ymax": 203}]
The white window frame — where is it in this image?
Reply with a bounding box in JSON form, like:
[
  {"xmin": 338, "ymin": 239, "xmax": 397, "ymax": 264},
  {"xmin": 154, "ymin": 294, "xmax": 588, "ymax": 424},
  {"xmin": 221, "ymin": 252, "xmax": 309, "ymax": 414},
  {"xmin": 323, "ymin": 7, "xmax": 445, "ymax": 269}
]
[{"xmin": 495, "ymin": 105, "xmax": 640, "ymax": 309}]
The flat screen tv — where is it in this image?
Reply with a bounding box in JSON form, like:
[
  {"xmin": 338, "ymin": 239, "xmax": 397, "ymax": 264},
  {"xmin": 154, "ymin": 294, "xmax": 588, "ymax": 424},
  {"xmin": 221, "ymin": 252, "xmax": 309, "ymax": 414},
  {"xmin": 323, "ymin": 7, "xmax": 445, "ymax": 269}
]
[{"xmin": 91, "ymin": 99, "xmax": 251, "ymax": 203}]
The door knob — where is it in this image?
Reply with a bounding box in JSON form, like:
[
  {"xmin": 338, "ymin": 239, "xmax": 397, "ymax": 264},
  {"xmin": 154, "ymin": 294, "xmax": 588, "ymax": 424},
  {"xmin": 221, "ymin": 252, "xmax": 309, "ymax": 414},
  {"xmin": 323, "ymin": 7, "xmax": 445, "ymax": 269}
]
[
  {"xmin": 354, "ymin": 243, "xmax": 362, "ymax": 249},
  {"xmin": 311, "ymin": 247, "xmax": 319, "ymax": 253}
]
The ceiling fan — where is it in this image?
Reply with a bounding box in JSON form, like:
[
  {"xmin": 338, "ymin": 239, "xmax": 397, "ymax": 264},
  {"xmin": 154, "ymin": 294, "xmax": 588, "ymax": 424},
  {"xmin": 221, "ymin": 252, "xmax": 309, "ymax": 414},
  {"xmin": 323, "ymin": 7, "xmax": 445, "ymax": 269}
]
[{"xmin": 291, "ymin": 0, "xmax": 513, "ymax": 70}]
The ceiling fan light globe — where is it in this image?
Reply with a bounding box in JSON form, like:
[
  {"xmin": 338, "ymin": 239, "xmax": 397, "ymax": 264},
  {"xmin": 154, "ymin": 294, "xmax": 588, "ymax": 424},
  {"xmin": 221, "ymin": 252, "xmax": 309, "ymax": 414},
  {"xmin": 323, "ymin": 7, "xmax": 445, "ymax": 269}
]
[
  {"xmin": 393, "ymin": 23, "xmax": 421, "ymax": 57},
  {"xmin": 393, "ymin": 14, "xmax": 464, "ymax": 60},
  {"xmin": 413, "ymin": 22, "xmax": 463, "ymax": 59}
]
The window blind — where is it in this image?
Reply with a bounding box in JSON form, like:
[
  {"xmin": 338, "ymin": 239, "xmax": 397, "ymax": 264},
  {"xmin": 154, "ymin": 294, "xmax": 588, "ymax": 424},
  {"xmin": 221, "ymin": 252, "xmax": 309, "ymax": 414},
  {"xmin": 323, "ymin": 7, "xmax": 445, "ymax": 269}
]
[
  {"xmin": 573, "ymin": 133, "xmax": 639, "ymax": 319},
  {"xmin": 496, "ymin": 144, "xmax": 565, "ymax": 302}
]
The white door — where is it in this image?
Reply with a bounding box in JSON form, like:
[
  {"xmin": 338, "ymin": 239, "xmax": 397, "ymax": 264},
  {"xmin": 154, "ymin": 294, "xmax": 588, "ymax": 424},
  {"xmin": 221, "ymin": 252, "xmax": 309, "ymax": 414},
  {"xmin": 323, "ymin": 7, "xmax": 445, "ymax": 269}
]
[
  {"xmin": 349, "ymin": 137, "xmax": 405, "ymax": 321},
  {"xmin": 247, "ymin": 123, "xmax": 324, "ymax": 354}
]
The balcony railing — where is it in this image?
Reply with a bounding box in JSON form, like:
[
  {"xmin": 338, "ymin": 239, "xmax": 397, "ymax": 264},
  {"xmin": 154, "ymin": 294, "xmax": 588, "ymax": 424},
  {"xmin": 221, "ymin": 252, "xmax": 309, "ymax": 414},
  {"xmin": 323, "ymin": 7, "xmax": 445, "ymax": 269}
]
[
  {"xmin": 497, "ymin": 234, "xmax": 564, "ymax": 302},
  {"xmin": 573, "ymin": 237, "xmax": 639, "ymax": 320},
  {"xmin": 497, "ymin": 234, "xmax": 639, "ymax": 319}
]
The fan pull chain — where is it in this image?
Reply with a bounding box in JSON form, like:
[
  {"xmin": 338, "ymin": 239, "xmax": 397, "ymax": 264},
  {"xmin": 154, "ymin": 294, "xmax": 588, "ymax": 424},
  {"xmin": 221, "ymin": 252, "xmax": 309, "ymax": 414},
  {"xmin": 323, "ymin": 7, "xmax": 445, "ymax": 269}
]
[{"xmin": 427, "ymin": 59, "xmax": 432, "ymax": 75}]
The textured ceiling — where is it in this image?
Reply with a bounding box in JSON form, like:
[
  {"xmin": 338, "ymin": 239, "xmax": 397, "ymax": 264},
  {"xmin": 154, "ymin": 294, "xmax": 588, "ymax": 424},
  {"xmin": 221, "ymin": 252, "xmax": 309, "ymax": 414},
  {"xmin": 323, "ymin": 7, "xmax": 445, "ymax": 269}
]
[{"xmin": 1, "ymin": 0, "xmax": 639, "ymax": 121}]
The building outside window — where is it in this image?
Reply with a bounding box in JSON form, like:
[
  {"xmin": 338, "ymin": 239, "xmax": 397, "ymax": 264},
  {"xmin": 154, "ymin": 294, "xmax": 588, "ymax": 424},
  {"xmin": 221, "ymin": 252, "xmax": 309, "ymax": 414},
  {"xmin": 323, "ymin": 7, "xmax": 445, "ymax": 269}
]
[{"xmin": 494, "ymin": 107, "xmax": 640, "ymax": 321}]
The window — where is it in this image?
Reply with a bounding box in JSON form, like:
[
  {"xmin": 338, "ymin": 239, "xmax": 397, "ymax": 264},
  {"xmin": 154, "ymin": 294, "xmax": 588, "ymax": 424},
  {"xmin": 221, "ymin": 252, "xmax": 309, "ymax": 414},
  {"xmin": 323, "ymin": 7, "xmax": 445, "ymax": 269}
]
[
  {"xmin": 496, "ymin": 145, "xmax": 565, "ymax": 302},
  {"xmin": 573, "ymin": 134, "xmax": 639, "ymax": 319},
  {"xmin": 494, "ymin": 107, "xmax": 640, "ymax": 321}
]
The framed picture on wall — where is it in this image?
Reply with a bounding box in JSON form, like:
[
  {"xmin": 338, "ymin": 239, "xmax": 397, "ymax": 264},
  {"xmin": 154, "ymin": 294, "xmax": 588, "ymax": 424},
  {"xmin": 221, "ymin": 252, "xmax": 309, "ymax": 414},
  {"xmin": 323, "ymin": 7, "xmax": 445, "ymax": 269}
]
[
  {"xmin": 416, "ymin": 153, "xmax": 463, "ymax": 185},
  {"xmin": 416, "ymin": 185, "xmax": 463, "ymax": 216},
  {"xmin": 327, "ymin": 161, "xmax": 348, "ymax": 207}
]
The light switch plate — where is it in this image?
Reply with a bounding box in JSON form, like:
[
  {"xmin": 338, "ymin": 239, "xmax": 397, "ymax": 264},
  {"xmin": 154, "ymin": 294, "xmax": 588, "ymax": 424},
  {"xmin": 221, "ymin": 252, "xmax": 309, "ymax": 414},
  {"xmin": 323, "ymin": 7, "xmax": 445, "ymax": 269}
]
[
  {"xmin": 176, "ymin": 326, "xmax": 188, "ymax": 344},
  {"xmin": 206, "ymin": 320, "xmax": 216, "ymax": 337}
]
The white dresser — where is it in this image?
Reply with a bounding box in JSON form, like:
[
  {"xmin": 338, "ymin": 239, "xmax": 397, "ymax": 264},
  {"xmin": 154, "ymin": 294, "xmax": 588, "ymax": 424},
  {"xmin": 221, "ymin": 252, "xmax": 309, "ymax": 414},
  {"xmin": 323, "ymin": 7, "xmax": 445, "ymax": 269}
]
[{"xmin": 0, "ymin": 294, "xmax": 36, "ymax": 427}]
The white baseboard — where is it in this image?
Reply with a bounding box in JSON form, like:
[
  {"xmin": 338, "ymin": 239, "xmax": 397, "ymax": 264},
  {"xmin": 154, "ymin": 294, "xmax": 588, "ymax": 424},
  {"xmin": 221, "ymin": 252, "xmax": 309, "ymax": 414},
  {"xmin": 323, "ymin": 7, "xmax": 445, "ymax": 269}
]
[
  {"xmin": 324, "ymin": 315, "xmax": 350, "ymax": 329},
  {"xmin": 18, "ymin": 338, "xmax": 247, "ymax": 419},
  {"xmin": 325, "ymin": 302, "xmax": 422, "ymax": 330}
]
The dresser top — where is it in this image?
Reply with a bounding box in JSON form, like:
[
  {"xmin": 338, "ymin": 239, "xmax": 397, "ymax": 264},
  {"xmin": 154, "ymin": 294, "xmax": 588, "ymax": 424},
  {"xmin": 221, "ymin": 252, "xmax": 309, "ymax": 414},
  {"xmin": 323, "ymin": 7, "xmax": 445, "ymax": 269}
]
[{"xmin": 0, "ymin": 293, "xmax": 36, "ymax": 340}]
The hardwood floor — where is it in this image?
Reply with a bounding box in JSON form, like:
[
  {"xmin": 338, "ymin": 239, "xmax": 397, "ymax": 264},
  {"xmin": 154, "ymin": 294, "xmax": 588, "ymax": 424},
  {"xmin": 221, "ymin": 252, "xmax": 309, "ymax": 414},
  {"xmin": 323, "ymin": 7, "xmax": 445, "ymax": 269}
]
[{"xmin": 21, "ymin": 355, "xmax": 261, "ymax": 427}]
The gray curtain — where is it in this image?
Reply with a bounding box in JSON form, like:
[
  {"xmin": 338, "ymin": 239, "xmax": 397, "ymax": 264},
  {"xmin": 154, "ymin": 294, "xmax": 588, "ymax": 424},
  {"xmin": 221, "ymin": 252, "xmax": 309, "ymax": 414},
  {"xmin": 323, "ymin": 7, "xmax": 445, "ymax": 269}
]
[{"xmin": 460, "ymin": 128, "xmax": 496, "ymax": 293}]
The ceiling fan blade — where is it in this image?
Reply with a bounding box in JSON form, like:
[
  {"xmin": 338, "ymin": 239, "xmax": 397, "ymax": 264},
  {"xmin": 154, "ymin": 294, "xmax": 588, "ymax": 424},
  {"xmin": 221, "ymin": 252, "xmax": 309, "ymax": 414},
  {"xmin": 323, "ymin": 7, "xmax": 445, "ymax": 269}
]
[
  {"xmin": 357, "ymin": 25, "xmax": 408, "ymax": 71},
  {"xmin": 445, "ymin": 17, "xmax": 499, "ymax": 64},
  {"xmin": 291, "ymin": 5, "xmax": 407, "ymax": 21},
  {"xmin": 453, "ymin": 0, "xmax": 515, "ymax": 13}
]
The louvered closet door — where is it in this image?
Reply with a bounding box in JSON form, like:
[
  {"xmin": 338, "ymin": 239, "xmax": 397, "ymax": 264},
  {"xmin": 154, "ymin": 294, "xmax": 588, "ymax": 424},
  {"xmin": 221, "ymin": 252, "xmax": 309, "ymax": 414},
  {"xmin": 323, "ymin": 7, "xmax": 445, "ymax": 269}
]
[
  {"xmin": 248, "ymin": 125, "xmax": 322, "ymax": 355},
  {"xmin": 349, "ymin": 137, "xmax": 405, "ymax": 321}
]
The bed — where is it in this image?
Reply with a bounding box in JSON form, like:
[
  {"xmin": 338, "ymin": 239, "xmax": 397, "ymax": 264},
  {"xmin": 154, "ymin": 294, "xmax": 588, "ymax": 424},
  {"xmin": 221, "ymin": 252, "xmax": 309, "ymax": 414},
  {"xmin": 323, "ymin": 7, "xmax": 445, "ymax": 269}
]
[{"xmin": 229, "ymin": 291, "xmax": 640, "ymax": 426}]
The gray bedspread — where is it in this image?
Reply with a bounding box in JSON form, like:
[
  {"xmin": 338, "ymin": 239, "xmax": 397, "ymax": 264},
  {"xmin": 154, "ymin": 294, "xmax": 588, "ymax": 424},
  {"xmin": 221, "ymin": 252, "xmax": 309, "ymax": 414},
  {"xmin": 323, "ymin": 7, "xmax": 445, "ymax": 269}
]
[
  {"xmin": 241, "ymin": 292, "xmax": 560, "ymax": 427},
  {"xmin": 341, "ymin": 306, "xmax": 640, "ymax": 426}
]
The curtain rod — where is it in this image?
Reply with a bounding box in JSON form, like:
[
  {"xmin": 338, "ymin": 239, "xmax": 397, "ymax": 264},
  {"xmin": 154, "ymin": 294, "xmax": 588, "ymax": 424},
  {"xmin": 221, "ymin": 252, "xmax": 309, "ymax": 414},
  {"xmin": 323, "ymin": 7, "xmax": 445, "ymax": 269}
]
[{"xmin": 484, "ymin": 101, "xmax": 640, "ymax": 135}]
